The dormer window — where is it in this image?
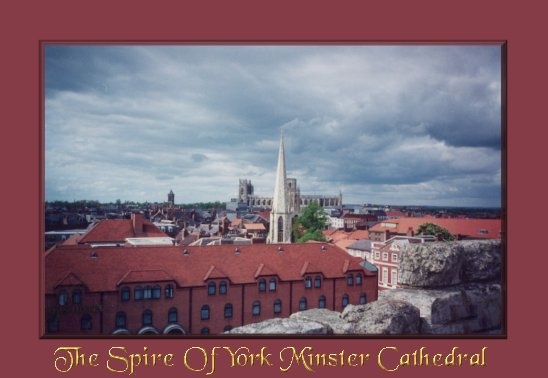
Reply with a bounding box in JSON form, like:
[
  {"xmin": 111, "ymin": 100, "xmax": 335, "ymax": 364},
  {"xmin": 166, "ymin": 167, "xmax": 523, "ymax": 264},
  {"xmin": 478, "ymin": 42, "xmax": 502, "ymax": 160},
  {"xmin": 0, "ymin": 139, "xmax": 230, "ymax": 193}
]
[
  {"xmin": 58, "ymin": 290, "xmax": 68, "ymax": 306},
  {"xmin": 208, "ymin": 282, "xmax": 216, "ymax": 296},
  {"xmin": 304, "ymin": 276, "xmax": 312, "ymax": 289},
  {"xmin": 258, "ymin": 278, "xmax": 266, "ymax": 292}
]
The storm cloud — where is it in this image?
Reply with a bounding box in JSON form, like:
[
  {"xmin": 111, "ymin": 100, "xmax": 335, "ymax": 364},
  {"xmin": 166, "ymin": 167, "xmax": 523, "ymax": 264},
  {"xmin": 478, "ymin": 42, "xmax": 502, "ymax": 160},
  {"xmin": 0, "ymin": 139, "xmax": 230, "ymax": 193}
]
[{"xmin": 45, "ymin": 44, "xmax": 502, "ymax": 207}]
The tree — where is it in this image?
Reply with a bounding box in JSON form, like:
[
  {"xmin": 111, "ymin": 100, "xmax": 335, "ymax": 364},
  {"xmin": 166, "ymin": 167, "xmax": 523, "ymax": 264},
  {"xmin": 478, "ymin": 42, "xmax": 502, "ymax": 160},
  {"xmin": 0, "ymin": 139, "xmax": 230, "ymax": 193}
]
[
  {"xmin": 292, "ymin": 203, "xmax": 328, "ymax": 243},
  {"xmin": 416, "ymin": 222, "xmax": 454, "ymax": 241}
]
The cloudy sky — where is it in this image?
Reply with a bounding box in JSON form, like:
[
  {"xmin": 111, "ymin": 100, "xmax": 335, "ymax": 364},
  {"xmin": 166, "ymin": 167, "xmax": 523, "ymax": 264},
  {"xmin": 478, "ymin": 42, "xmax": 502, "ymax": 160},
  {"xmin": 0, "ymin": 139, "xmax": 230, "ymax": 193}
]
[{"xmin": 45, "ymin": 44, "xmax": 502, "ymax": 207}]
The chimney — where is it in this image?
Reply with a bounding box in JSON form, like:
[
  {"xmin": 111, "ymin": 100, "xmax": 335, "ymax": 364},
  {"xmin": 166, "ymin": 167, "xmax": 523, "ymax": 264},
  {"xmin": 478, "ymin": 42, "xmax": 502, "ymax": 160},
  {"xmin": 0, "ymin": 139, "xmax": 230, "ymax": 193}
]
[
  {"xmin": 407, "ymin": 227, "xmax": 414, "ymax": 237},
  {"xmin": 132, "ymin": 212, "xmax": 144, "ymax": 235}
]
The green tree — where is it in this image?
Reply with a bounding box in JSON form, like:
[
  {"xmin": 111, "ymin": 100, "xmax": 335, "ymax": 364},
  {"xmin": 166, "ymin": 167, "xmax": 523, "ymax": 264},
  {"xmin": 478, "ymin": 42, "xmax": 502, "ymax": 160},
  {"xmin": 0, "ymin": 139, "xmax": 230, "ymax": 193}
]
[
  {"xmin": 292, "ymin": 203, "xmax": 328, "ymax": 243},
  {"xmin": 416, "ymin": 222, "xmax": 454, "ymax": 241}
]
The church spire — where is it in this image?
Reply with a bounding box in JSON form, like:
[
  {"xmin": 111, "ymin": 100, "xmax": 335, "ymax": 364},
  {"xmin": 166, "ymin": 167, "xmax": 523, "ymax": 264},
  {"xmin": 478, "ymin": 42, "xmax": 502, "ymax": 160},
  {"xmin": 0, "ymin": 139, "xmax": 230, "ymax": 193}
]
[
  {"xmin": 268, "ymin": 131, "xmax": 292, "ymax": 243},
  {"xmin": 271, "ymin": 131, "xmax": 288, "ymax": 214}
]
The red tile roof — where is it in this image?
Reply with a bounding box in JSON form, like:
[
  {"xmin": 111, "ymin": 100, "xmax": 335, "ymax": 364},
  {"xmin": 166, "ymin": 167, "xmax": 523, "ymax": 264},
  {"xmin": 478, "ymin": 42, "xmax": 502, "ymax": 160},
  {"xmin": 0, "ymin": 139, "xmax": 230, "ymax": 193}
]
[
  {"xmin": 45, "ymin": 243, "xmax": 372, "ymax": 294},
  {"xmin": 368, "ymin": 217, "xmax": 501, "ymax": 239},
  {"xmin": 78, "ymin": 218, "xmax": 166, "ymax": 244}
]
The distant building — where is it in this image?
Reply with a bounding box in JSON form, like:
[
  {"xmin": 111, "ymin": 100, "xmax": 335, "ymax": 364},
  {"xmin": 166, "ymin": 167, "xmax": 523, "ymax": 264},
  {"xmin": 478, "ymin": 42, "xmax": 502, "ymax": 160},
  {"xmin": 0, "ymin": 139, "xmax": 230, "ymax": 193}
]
[
  {"xmin": 367, "ymin": 217, "xmax": 502, "ymax": 242},
  {"xmin": 370, "ymin": 236, "xmax": 436, "ymax": 290}
]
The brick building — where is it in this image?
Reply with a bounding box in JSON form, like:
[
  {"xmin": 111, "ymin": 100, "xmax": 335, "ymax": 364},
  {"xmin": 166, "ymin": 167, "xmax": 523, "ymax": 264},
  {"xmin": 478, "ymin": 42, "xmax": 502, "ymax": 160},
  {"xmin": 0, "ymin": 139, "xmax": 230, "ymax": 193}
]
[{"xmin": 44, "ymin": 243, "xmax": 378, "ymax": 336}]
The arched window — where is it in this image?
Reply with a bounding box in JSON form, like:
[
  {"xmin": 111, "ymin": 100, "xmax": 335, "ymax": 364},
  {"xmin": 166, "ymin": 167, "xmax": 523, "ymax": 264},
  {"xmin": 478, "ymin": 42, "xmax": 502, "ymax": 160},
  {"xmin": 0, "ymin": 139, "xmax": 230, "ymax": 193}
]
[
  {"xmin": 304, "ymin": 276, "xmax": 312, "ymax": 289},
  {"xmin": 277, "ymin": 216, "xmax": 284, "ymax": 242},
  {"xmin": 121, "ymin": 286, "xmax": 131, "ymax": 301},
  {"xmin": 72, "ymin": 289, "xmax": 82, "ymax": 304},
  {"xmin": 168, "ymin": 308, "xmax": 177, "ymax": 323},
  {"xmin": 201, "ymin": 305, "xmax": 210, "ymax": 320},
  {"xmin": 273, "ymin": 299, "xmax": 282, "ymax": 314},
  {"xmin": 252, "ymin": 301, "xmax": 261, "ymax": 316},
  {"xmin": 314, "ymin": 275, "xmax": 322, "ymax": 288},
  {"xmin": 208, "ymin": 282, "xmax": 216, "ymax": 295},
  {"xmin": 356, "ymin": 273, "xmax": 363, "ymax": 286},
  {"xmin": 342, "ymin": 294, "xmax": 350, "ymax": 308},
  {"xmin": 142, "ymin": 310, "xmax": 153, "ymax": 326},
  {"xmin": 347, "ymin": 274, "xmax": 354, "ymax": 286},
  {"xmin": 359, "ymin": 293, "xmax": 367, "ymax": 305},
  {"xmin": 269, "ymin": 278, "xmax": 277, "ymax": 291},
  {"xmin": 58, "ymin": 290, "xmax": 68, "ymax": 306},
  {"xmin": 299, "ymin": 297, "xmax": 308, "ymax": 311},
  {"xmin": 318, "ymin": 295, "xmax": 326, "ymax": 309},
  {"xmin": 144, "ymin": 285, "xmax": 152, "ymax": 299},
  {"xmin": 201, "ymin": 327, "xmax": 210, "ymax": 335},
  {"xmin": 115, "ymin": 311, "xmax": 126, "ymax": 328},
  {"xmin": 224, "ymin": 303, "xmax": 233, "ymax": 318},
  {"xmin": 219, "ymin": 281, "xmax": 228, "ymax": 295},
  {"xmin": 81, "ymin": 314, "xmax": 92, "ymax": 330},
  {"xmin": 134, "ymin": 286, "xmax": 143, "ymax": 300},
  {"xmin": 152, "ymin": 285, "xmax": 161, "ymax": 299},
  {"xmin": 258, "ymin": 278, "xmax": 266, "ymax": 292},
  {"xmin": 165, "ymin": 284, "xmax": 174, "ymax": 298}
]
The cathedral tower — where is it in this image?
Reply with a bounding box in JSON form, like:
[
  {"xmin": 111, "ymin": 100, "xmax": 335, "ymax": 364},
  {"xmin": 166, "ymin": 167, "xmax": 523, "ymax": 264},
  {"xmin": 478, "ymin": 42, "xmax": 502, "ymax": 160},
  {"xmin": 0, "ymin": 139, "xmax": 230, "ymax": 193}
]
[{"xmin": 268, "ymin": 132, "xmax": 292, "ymax": 243}]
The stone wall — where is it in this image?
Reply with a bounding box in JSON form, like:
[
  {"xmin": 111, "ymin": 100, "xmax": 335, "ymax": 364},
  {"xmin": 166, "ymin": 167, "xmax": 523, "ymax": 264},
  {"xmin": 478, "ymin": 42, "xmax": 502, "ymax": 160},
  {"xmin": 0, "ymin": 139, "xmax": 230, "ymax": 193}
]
[{"xmin": 227, "ymin": 239, "xmax": 503, "ymax": 335}]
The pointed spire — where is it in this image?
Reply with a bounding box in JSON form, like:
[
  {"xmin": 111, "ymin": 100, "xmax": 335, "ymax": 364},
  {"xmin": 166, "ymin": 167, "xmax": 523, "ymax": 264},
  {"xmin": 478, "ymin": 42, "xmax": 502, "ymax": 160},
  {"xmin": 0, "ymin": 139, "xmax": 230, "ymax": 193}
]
[{"xmin": 271, "ymin": 131, "xmax": 288, "ymax": 214}]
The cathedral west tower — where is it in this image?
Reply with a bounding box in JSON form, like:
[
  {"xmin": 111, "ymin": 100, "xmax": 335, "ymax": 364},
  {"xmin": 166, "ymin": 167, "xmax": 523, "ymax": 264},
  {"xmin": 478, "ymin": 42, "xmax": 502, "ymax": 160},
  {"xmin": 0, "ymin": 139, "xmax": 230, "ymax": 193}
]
[{"xmin": 268, "ymin": 132, "xmax": 293, "ymax": 243}]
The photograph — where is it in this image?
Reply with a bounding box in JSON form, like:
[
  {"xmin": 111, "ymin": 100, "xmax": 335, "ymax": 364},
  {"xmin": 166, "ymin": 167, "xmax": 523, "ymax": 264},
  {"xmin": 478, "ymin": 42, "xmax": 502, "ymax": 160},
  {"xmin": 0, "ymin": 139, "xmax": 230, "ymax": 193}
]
[{"xmin": 43, "ymin": 44, "xmax": 504, "ymax": 338}]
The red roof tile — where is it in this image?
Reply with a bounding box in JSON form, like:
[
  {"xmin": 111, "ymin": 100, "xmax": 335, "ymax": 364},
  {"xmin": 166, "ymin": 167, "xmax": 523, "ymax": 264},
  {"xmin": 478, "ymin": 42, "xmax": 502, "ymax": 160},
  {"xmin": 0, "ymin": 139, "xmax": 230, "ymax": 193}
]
[
  {"xmin": 45, "ymin": 243, "xmax": 371, "ymax": 294},
  {"xmin": 78, "ymin": 217, "xmax": 167, "ymax": 244},
  {"xmin": 368, "ymin": 217, "xmax": 501, "ymax": 239}
]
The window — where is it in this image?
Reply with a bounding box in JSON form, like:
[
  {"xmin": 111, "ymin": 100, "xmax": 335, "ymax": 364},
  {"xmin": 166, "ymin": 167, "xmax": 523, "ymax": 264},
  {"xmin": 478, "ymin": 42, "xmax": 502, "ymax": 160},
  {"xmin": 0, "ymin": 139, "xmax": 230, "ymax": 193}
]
[
  {"xmin": 152, "ymin": 285, "xmax": 161, "ymax": 299},
  {"xmin": 391, "ymin": 269, "xmax": 398, "ymax": 287},
  {"xmin": 224, "ymin": 303, "xmax": 233, "ymax": 318},
  {"xmin": 47, "ymin": 317, "xmax": 59, "ymax": 333},
  {"xmin": 304, "ymin": 276, "xmax": 312, "ymax": 289},
  {"xmin": 347, "ymin": 274, "xmax": 354, "ymax": 286},
  {"xmin": 273, "ymin": 299, "xmax": 282, "ymax": 314},
  {"xmin": 144, "ymin": 286, "xmax": 152, "ymax": 299},
  {"xmin": 208, "ymin": 282, "xmax": 216, "ymax": 295},
  {"xmin": 382, "ymin": 267, "xmax": 389, "ymax": 284},
  {"xmin": 252, "ymin": 301, "xmax": 261, "ymax": 316},
  {"xmin": 277, "ymin": 216, "xmax": 284, "ymax": 242},
  {"xmin": 392, "ymin": 253, "xmax": 398, "ymax": 263},
  {"xmin": 201, "ymin": 305, "xmax": 210, "ymax": 320},
  {"xmin": 201, "ymin": 327, "xmax": 210, "ymax": 335},
  {"xmin": 269, "ymin": 278, "xmax": 277, "ymax": 291},
  {"xmin": 81, "ymin": 314, "xmax": 92, "ymax": 330},
  {"xmin": 134, "ymin": 286, "xmax": 143, "ymax": 300},
  {"xmin": 224, "ymin": 325, "xmax": 233, "ymax": 332},
  {"xmin": 355, "ymin": 273, "xmax": 363, "ymax": 286},
  {"xmin": 359, "ymin": 293, "xmax": 367, "ymax": 305},
  {"xmin": 168, "ymin": 308, "xmax": 177, "ymax": 323},
  {"xmin": 142, "ymin": 310, "xmax": 152, "ymax": 326},
  {"xmin": 299, "ymin": 297, "xmax": 308, "ymax": 311},
  {"xmin": 219, "ymin": 281, "xmax": 228, "ymax": 295},
  {"xmin": 58, "ymin": 290, "xmax": 67, "ymax": 306},
  {"xmin": 314, "ymin": 275, "xmax": 322, "ymax": 288},
  {"xmin": 115, "ymin": 312, "xmax": 126, "ymax": 328},
  {"xmin": 342, "ymin": 294, "xmax": 349, "ymax": 308},
  {"xmin": 374, "ymin": 251, "xmax": 380, "ymax": 259},
  {"xmin": 121, "ymin": 287, "xmax": 131, "ymax": 301},
  {"xmin": 72, "ymin": 289, "xmax": 82, "ymax": 304},
  {"xmin": 382, "ymin": 252, "xmax": 388, "ymax": 261},
  {"xmin": 318, "ymin": 295, "xmax": 326, "ymax": 309},
  {"xmin": 258, "ymin": 278, "xmax": 266, "ymax": 292},
  {"xmin": 165, "ymin": 284, "xmax": 174, "ymax": 298}
]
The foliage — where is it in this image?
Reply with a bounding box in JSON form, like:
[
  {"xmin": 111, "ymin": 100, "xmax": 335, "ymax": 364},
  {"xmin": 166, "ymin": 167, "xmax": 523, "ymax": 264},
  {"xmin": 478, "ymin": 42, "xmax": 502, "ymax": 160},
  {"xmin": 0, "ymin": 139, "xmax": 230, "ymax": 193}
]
[
  {"xmin": 292, "ymin": 203, "xmax": 328, "ymax": 243},
  {"xmin": 416, "ymin": 222, "xmax": 454, "ymax": 241}
]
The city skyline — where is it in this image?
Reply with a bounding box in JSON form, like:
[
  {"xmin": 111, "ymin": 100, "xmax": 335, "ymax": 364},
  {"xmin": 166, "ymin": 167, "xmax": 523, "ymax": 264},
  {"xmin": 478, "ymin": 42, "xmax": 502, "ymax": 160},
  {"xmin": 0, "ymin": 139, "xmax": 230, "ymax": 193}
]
[{"xmin": 45, "ymin": 44, "xmax": 503, "ymax": 207}]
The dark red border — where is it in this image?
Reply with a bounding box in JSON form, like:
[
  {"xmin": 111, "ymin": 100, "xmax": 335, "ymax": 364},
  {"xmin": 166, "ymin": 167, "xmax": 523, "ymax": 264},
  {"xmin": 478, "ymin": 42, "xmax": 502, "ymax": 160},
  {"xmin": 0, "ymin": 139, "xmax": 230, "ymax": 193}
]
[{"xmin": 3, "ymin": 0, "xmax": 541, "ymax": 377}]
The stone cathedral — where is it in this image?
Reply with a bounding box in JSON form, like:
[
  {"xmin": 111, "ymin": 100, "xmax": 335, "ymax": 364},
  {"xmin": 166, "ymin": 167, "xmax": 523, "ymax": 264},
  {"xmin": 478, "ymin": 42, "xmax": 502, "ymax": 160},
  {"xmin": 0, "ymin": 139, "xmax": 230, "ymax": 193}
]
[{"xmin": 238, "ymin": 133, "xmax": 342, "ymax": 243}]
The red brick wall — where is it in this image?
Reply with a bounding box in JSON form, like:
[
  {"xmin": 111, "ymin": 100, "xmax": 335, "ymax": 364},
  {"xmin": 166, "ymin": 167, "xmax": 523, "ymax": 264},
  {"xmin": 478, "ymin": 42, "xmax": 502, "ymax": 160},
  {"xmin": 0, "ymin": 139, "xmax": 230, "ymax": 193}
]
[{"xmin": 47, "ymin": 271, "xmax": 378, "ymax": 336}]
